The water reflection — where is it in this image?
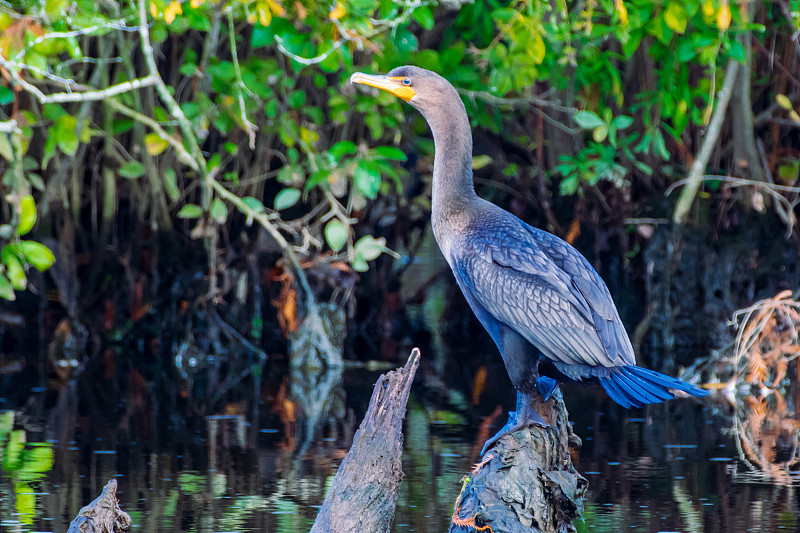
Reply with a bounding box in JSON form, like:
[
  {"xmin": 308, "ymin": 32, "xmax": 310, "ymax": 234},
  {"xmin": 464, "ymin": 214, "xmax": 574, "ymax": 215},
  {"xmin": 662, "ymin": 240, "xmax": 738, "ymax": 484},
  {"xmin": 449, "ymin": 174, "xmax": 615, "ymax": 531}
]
[{"xmin": 1, "ymin": 352, "xmax": 799, "ymax": 532}]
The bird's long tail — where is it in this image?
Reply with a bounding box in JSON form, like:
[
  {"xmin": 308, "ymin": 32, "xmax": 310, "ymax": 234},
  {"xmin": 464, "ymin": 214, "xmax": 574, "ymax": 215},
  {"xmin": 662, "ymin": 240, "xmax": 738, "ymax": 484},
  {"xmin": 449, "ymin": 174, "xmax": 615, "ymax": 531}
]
[{"xmin": 598, "ymin": 366, "xmax": 709, "ymax": 408}]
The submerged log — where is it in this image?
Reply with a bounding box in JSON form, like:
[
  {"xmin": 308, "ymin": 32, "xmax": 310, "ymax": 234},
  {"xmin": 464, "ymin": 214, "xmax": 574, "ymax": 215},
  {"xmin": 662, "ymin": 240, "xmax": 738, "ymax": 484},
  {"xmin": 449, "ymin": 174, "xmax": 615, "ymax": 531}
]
[
  {"xmin": 450, "ymin": 390, "xmax": 587, "ymax": 533},
  {"xmin": 66, "ymin": 479, "xmax": 132, "ymax": 533},
  {"xmin": 310, "ymin": 348, "xmax": 421, "ymax": 533}
]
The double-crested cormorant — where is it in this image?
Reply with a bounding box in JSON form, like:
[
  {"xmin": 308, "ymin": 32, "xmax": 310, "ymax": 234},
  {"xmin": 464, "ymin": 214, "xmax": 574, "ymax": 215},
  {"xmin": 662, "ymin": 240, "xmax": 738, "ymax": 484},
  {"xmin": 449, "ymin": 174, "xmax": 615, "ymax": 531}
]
[{"xmin": 351, "ymin": 66, "xmax": 708, "ymax": 454}]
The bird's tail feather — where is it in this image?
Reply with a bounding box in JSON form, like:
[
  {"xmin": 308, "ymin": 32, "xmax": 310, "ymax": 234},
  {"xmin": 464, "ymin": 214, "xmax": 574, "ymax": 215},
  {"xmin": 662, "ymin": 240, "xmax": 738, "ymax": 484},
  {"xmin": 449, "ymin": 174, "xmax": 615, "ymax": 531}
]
[{"xmin": 599, "ymin": 366, "xmax": 709, "ymax": 408}]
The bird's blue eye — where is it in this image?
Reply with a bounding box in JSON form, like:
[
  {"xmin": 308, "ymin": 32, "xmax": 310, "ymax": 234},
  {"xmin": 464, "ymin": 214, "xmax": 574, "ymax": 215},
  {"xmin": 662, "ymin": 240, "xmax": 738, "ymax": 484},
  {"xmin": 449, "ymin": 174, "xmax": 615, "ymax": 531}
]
[{"xmin": 403, "ymin": 78, "xmax": 411, "ymax": 86}]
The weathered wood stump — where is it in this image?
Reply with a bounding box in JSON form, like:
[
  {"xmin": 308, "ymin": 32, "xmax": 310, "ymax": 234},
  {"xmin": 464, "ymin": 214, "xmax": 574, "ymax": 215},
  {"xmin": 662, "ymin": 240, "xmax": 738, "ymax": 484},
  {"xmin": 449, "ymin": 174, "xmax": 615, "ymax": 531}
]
[
  {"xmin": 66, "ymin": 479, "xmax": 132, "ymax": 533},
  {"xmin": 449, "ymin": 390, "xmax": 587, "ymax": 533},
  {"xmin": 310, "ymin": 348, "xmax": 421, "ymax": 533}
]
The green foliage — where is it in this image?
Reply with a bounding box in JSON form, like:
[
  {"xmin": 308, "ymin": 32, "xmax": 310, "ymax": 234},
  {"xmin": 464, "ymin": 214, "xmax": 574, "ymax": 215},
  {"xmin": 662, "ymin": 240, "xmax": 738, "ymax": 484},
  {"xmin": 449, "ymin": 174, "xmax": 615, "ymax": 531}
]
[{"xmin": 0, "ymin": 0, "xmax": 796, "ymax": 305}]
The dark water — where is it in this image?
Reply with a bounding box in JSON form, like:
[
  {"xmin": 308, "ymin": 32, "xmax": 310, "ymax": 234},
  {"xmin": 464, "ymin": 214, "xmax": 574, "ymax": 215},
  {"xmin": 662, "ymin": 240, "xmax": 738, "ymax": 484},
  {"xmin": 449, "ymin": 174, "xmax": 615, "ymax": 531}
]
[
  {"xmin": 1, "ymin": 353, "xmax": 798, "ymax": 533},
  {"xmin": 2, "ymin": 231, "xmax": 799, "ymax": 532}
]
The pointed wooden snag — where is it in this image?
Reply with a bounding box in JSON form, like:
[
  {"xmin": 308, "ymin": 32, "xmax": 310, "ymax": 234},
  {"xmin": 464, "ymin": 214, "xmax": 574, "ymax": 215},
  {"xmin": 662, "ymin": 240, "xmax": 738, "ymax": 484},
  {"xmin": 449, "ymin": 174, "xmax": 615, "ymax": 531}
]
[
  {"xmin": 311, "ymin": 348, "xmax": 421, "ymax": 533},
  {"xmin": 67, "ymin": 479, "xmax": 132, "ymax": 533}
]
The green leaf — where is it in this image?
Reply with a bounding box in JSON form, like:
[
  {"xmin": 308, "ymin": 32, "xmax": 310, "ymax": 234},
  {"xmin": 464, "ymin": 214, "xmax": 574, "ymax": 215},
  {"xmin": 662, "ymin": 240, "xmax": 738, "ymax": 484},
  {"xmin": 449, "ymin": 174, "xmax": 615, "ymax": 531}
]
[
  {"xmin": 178, "ymin": 204, "xmax": 203, "ymax": 218},
  {"xmin": 330, "ymin": 141, "xmax": 357, "ymax": 161},
  {"xmin": 664, "ymin": 2, "xmax": 688, "ymax": 34},
  {"xmin": 354, "ymin": 161, "xmax": 381, "ymax": 199},
  {"xmin": 288, "ymin": 90, "xmax": 306, "ymax": 109},
  {"xmin": 54, "ymin": 114, "xmax": 78, "ymax": 155},
  {"xmin": 0, "ymin": 274, "xmax": 15, "ymax": 300},
  {"xmin": 353, "ymin": 235, "xmax": 387, "ymax": 271},
  {"xmin": 119, "ymin": 161, "xmax": 145, "ymax": 179},
  {"xmin": 251, "ymin": 23, "xmax": 276, "ymax": 48},
  {"xmin": 164, "ymin": 168, "xmax": 180, "ymax": 201},
  {"xmin": 727, "ymin": 39, "xmax": 746, "ymax": 63},
  {"xmin": 573, "ymin": 111, "xmax": 605, "ymax": 130},
  {"xmin": 274, "ymin": 188, "xmax": 301, "ymax": 210},
  {"xmin": 0, "ymin": 86, "xmax": 13, "ymax": 105},
  {"xmin": 18, "ymin": 194, "xmax": 36, "ymax": 236},
  {"xmin": 560, "ymin": 175, "xmax": 579, "ymax": 195},
  {"xmin": 2, "ymin": 245, "xmax": 26, "ymax": 290},
  {"xmin": 19, "ymin": 241, "xmax": 55, "ymax": 271},
  {"xmin": 324, "ymin": 220, "xmax": 348, "ymax": 252},
  {"xmin": 210, "ymin": 198, "xmax": 228, "ymax": 223},
  {"xmin": 241, "ymin": 196, "xmax": 266, "ymax": 214},
  {"xmin": 412, "ymin": 6, "xmax": 434, "ymax": 30},
  {"xmin": 373, "ymin": 146, "xmax": 407, "ymax": 161},
  {"xmin": 613, "ymin": 115, "xmax": 634, "ymax": 130}
]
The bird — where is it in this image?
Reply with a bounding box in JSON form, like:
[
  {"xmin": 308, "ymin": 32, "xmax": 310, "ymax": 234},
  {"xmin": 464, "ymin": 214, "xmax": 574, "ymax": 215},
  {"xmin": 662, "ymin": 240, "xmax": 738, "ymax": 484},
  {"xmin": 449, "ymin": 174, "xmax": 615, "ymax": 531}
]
[{"xmin": 350, "ymin": 66, "xmax": 709, "ymax": 454}]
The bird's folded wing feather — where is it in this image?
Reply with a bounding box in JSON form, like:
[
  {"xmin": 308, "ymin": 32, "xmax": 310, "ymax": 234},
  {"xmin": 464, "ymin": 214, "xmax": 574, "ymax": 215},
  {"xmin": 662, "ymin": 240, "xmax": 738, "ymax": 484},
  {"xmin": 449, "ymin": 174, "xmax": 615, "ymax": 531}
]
[
  {"xmin": 453, "ymin": 222, "xmax": 633, "ymax": 368},
  {"xmin": 527, "ymin": 226, "xmax": 635, "ymax": 367}
]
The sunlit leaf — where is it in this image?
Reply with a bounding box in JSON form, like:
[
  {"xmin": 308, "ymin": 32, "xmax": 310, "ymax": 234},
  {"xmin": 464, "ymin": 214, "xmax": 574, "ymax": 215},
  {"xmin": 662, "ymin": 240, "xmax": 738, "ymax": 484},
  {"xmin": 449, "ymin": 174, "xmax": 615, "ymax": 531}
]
[
  {"xmin": 2, "ymin": 245, "xmax": 26, "ymax": 290},
  {"xmin": 329, "ymin": 3, "xmax": 345, "ymax": 20},
  {"xmin": 354, "ymin": 161, "xmax": 381, "ymax": 199},
  {"xmin": 241, "ymin": 196, "xmax": 266, "ymax": 213},
  {"xmin": 472, "ymin": 155, "xmax": 493, "ymax": 170},
  {"xmin": 612, "ymin": 115, "xmax": 634, "ymax": 130},
  {"xmin": 274, "ymin": 188, "xmax": 301, "ymax": 210},
  {"xmin": 19, "ymin": 241, "xmax": 55, "ymax": 271},
  {"xmin": 776, "ymin": 94, "xmax": 793, "ymax": 111},
  {"xmin": 210, "ymin": 198, "xmax": 228, "ymax": 223},
  {"xmin": 145, "ymin": 133, "xmax": 169, "ymax": 156},
  {"xmin": 17, "ymin": 194, "xmax": 36, "ymax": 236},
  {"xmin": 716, "ymin": 2, "xmax": 731, "ymax": 31},
  {"xmin": 0, "ymin": 274, "xmax": 15, "ymax": 300},
  {"xmin": 573, "ymin": 111, "xmax": 605, "ymax": 130},
  {"xmin": 330, "ymin": 141, "xmax": 357, "ymax": 161},
  {"xmin": 354, "ymin": 235, "xmax": 386, "ymax": 262},
  {"xmin": 592, "ymin": 124, "xmax": 608, "ymax": 142},
  {"xmin": 177, "ymin": 204, "xmax": 203, "ymax": 219},
  {"xmin": 119, "ymin": 161, "xmax": 145, "ymax": 179},
  {"xmin": 664, "ymin": 2, "xmax": 688, "ymax": 33},
  {"xmin": 373, "ymin": 146, "xmax": 407, "ymax": 161},
  {"xmin": 164, "ymin": 0, "xmax": 182, "ymax": 24},
  {"xmin": 412, "ymin": 6, "xmax": 434, "ymax": 30},
  {"xmin": 324, "ymin": 219, "xmax": 348, "ymax": 252}
]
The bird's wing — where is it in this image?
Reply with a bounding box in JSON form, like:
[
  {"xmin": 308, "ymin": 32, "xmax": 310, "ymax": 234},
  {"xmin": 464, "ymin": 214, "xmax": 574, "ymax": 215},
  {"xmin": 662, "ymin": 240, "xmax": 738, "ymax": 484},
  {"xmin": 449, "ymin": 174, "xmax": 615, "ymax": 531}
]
[
  {"xmin": 452, "ymin": 220, "xmax": 632, "ymax": 368},
  {"xmin": 527, "ymin": 226, "xmax": 636, "ymax": 366}
]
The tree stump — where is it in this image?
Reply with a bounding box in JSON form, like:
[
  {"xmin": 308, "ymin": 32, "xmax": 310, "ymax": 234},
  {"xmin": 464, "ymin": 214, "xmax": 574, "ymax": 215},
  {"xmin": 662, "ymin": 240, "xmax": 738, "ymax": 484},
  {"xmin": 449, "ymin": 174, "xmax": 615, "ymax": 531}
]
[
  {"xmin": 310, "ymin": 348, "xmax": 421, "ymax": 533},
  {"xmin": 449, "ymin": 390, "xmax": 587, "ymax": 533},
  {"xmin": 66, "ymin": 479, "xmax": 132, "ymax": 533}
]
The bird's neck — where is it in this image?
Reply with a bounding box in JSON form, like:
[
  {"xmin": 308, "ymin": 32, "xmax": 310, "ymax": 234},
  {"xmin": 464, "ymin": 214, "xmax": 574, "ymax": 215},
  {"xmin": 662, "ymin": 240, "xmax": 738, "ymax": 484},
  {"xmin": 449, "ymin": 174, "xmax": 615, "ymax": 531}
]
[{"xmin": 424, "ymin": 102, "xmax": 477, "ymax": 217}]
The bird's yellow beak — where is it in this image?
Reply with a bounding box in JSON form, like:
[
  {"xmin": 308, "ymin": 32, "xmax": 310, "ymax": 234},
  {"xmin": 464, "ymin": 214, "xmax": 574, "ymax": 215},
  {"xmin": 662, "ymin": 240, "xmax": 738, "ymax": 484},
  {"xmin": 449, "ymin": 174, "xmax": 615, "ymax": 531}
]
[{"xmin": 350, "ymin": 72, "xmax": 416, "ymax": 102}]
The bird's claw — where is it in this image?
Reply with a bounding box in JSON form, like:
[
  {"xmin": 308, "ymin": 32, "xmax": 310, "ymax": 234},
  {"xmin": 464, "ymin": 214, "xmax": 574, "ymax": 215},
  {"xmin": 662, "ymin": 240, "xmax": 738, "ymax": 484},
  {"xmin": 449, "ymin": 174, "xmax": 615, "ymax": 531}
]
[{"xmin": 479, "ymin": 409, "xmax": 549, "ymax": 456}]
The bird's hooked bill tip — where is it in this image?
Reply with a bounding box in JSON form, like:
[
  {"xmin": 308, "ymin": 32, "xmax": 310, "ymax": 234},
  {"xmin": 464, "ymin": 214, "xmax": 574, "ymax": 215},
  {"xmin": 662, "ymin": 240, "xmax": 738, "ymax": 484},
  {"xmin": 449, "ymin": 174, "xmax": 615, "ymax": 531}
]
[{"xmin": 349, "ymin": 72, "xmax": 382, "ymax": 85}]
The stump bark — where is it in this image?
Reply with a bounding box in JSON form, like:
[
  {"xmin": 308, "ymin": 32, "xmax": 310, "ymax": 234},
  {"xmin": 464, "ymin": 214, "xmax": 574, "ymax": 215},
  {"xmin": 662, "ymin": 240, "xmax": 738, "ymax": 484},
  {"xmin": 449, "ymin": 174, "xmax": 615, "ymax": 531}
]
[
  {"xmin": 66, "ymin": 479, "xmax": 132, "ymax": 533},
  {"xmin": 449, "ymin": 390, "xmax": 587, "ymax": 533},
  {"xmin": 310, "ymin": 348, "xmax": 421, "ymax": 533}
]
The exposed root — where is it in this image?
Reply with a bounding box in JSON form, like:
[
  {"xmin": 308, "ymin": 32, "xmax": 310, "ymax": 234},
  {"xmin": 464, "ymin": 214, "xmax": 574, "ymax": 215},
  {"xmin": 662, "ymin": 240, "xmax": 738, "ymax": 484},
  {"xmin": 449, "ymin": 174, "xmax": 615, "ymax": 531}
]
[
  {"xmin": 697, "ymin": 290, "xmax": 800, "ymax": 484},
  {"xmin": 451, "ymin": 478, "xmax": 494, "ymax": 533}
]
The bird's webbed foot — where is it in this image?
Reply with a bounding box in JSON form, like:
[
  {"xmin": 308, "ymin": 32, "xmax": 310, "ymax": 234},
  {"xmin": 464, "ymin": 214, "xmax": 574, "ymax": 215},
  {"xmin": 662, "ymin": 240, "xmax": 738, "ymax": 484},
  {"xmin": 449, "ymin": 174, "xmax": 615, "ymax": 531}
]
[
  {"xmin": 536, "ymin": 376, "xmax": 558, "ymax": 401},
  {"xmin": 480, "ymin": 392, "xmax": 548, "ymax": 456}
]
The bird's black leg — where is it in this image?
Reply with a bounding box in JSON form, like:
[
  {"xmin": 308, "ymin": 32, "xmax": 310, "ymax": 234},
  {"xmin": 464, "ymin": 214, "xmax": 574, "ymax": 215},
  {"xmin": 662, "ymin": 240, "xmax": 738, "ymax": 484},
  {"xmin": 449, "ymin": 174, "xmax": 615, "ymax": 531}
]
[{"xmin": 480, "ymin": 390, "xmax": 548, "ymax": 456}]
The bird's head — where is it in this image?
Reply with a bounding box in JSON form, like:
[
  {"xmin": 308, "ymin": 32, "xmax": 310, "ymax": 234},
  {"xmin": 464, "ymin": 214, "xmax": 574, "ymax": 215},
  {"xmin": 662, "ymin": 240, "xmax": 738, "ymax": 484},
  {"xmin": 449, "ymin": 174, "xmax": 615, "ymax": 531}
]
[{"xmin": 350, "ymin": 66, "xmax": 459, "ymax": 114}]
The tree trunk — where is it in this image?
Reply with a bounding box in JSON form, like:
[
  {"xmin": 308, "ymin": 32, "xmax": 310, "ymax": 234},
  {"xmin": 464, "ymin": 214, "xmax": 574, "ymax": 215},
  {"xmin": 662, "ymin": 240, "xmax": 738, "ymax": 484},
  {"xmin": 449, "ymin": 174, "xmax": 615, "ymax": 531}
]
[
  {"xmin": 449, "ymin": 390, "xmax": 586, "ymax": 533},
  {"xmin": 310, "ymin": 348, "xmax": 421, "ymax": 533}
]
